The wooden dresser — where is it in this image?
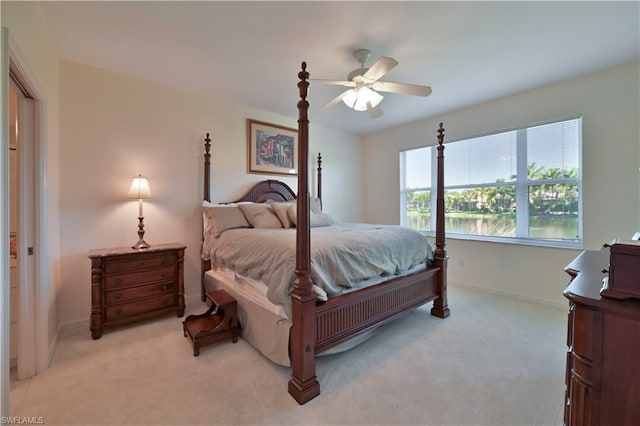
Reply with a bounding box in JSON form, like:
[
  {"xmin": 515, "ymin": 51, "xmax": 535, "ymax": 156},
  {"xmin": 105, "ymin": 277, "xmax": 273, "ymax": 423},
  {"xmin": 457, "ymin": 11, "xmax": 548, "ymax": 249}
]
[
  {"xmin": 563, "ymin": 248, "xmax": 640, "ymax": 426},
  {"xmin": 89, "ymin": 242, "xmax": 186, "ymax": 339}
]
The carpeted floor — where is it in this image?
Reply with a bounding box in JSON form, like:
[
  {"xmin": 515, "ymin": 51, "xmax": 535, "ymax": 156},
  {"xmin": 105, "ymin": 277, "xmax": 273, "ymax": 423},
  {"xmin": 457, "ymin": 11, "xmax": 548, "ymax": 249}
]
[{"xmin": 10, "ymin": 285, "xmax": 566, "ymax": 425}]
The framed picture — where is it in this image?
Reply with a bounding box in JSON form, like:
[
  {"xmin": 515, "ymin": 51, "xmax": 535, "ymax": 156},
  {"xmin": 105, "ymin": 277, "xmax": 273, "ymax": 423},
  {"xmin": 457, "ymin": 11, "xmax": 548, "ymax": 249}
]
[
  {"xmin": 10, "ymin": 232, "xmax": 17, "ymax": 268},
  {"xmin": 247, "ymin": 119, "xmax": 298, "ymax": 176}
]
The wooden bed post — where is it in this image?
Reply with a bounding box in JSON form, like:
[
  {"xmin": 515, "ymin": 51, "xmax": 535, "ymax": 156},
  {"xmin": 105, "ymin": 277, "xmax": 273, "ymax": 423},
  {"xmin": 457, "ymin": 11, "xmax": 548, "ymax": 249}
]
[
  {"xmin": 288, "ymin": 62, "xmax": 321, "ymax": 404},
  {"xmin": 203, "ymin": 133, "xmax": 211, "ymax": 202},
  {"xmin": 431, "ymin": 123, "xmax": 450, "ymax": 318},
  {"xmin": 317, "ymin": 153, "xmax": 322, "ymax": 201},
  {"xmin": 201, "ymin": 133, "xmax": 212, "ymax": 301}
]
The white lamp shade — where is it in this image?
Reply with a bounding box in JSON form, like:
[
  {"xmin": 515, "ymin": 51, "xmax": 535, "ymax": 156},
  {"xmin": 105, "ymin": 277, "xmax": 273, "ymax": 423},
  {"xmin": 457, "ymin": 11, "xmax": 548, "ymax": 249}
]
[
  {"xmin": 342, "ymin": 86, "xmax": 384, "ymax": 112},
  {"xmin": 128, "ymin": 175, "xmax": 152, "ymax": 199}
]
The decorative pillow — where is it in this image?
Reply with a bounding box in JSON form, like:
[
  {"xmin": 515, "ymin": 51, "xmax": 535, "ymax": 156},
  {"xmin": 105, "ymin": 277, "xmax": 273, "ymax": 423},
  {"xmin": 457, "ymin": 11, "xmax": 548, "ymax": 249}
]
[
  {"xmin": 202, "ymin": 205, "xmax": 250, "ymax": 238},
  {"xmin": 287, "ymin": 204, "xmax": 334, "ymax": 228},
  {"xmin": 269, "ymin": 202, "xmax": 296, "ymax": 228},
  {"xmin": 239, "ymin": 203, "xmax": 283, "ymax": 228},
  {"xmin": 311, "ymin": 211, "xmax": 335, "ymax": 227},
  {"xmin": 310, "ymin": 197, "xmax": 322, "ymax": 214}
]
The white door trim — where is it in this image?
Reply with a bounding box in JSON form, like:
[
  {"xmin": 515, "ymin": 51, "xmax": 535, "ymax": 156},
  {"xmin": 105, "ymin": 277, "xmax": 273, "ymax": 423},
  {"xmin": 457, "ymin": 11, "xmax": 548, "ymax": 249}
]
[
  {"xmin": 7, "ymin": 33, "xmax": 50, "ymax": 377},
  {"xmin": 1, "ymin": 25, "xmax": 12, "ymax": 419},
  {"xmin": 17, "ymin": 96, "xmax": 36, "ymax": 380}
]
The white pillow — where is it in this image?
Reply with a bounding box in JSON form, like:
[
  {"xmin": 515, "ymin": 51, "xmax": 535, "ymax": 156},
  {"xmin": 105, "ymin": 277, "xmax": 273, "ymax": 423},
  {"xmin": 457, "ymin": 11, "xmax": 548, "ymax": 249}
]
[
  {"xmin": 287, "ymin": 204, "xmax": 334, "ymax": 228},
  {"xmin": 310, "ymin": 197, "xmax": 322, "ymax": 214},
  {"xmin": 269, "ymin": 202, "xmax": 296, "ymax": 228},
  {"xmin": 239, "ymin": 203, "xmax": 283, "ymax": 228},
  {"xmin": 202, "ymin": 205, "xmax": 250, "ymax": 237}
]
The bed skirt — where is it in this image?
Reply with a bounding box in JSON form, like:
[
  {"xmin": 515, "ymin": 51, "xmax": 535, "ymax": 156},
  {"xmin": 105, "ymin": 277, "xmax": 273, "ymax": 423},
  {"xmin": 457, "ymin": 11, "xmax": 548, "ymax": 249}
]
[
  {"xmin": 204, "ymin": 267, "xmax": 381, "ymax": 366},
  {"xmin": 204, "ymin": 267, "xmax": 292, "ymax": 366}
]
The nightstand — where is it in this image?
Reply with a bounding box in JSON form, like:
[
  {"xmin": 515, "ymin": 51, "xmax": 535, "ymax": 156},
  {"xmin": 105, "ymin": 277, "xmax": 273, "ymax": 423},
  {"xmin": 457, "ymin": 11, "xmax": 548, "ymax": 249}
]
[
  {"xmin": 89, "ymin": 242, "xmax": 186, "ymax": 339},
  {"xmin": 183, "ymin": 289, "xmax": 241, "ymax": 356}
]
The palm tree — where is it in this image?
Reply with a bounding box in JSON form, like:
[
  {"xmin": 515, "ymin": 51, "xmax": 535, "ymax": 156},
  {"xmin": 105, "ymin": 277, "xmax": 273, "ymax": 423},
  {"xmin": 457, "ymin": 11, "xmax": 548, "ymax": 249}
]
[{"xmin": 528, "ymin": 162, "xmax": 545, "ymax": 180}]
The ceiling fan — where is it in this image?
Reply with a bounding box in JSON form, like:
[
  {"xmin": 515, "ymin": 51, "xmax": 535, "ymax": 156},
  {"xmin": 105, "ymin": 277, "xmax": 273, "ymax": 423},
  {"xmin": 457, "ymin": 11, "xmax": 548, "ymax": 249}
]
[{"xmin": 314, "ymin": 49, "xmax": 432, "ymax": 118}]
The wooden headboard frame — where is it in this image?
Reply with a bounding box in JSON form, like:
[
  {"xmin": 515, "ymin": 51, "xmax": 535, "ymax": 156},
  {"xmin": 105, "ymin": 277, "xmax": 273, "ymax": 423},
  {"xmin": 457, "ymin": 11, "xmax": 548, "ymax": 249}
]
[{"xmin": 202, "ymin": 133, "xmax": 322, "ymax": 204}]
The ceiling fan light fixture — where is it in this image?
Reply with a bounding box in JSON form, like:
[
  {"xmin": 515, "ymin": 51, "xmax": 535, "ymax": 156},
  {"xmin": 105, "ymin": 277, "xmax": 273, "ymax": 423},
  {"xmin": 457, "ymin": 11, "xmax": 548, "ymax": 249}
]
[{"xmin": 342, "ymin": 86, "xmax": 383, "ymax": 112}]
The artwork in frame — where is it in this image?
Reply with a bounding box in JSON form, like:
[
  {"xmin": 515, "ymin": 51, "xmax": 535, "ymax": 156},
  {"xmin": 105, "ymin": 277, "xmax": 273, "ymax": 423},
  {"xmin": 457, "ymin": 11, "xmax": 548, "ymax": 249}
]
[
  {"xmin": 247, "ymin": 119, "xmax": 298, "ymax": 176},
  {"xmin": 10, "ymin": 232, "xmax": 17, "ymax": 268}
]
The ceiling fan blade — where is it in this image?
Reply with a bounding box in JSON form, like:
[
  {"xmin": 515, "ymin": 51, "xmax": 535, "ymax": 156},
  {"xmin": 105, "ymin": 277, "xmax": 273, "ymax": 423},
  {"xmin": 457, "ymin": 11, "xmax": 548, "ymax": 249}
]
[
  {"xmin": 362, "ymin": 57, "xmax": 398, "ymax": 82},
  {"xmin": 311, "ymin": 79, "xmax": 355, "ymax": 87},
  {"xmin": 366, "ymin": 101, "xmax": 383, "ymax": 119},
  {"xmin": 319, "ymin": 89, "xmax": 355, "ymax": 111},
  {"xmin": 373, "ymin": 81, "xmax": 432, "ymax": 97}
]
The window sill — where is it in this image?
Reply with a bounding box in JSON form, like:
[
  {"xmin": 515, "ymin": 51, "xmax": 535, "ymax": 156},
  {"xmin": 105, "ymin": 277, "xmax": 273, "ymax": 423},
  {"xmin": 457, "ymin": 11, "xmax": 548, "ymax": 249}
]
[{"xmin": 422, "ymin": 231, "xmax": 582, "ymax": 250}]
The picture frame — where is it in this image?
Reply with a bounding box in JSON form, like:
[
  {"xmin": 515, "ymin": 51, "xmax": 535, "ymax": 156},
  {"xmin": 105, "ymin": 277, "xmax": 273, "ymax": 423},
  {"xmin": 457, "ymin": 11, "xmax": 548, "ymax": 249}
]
[
  {"xmin": 10, "ymin": 232, "xmax": 17, "ymax": 268},
  {"xmin": 247, "ymin": 119, "xmax": 298, "ymax": 176}
]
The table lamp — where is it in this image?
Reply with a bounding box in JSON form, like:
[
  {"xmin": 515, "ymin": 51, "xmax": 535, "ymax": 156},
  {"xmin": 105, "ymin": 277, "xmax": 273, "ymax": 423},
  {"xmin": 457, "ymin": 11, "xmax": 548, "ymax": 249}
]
[{"xmin": 128, "ymin": 174, "xmax": 152, "ymax": 249}]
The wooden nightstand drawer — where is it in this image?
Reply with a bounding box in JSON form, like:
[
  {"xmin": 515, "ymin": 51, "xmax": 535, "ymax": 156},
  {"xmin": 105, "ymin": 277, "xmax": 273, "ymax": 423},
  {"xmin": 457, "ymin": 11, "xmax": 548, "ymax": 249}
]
[
  {"xmin": 104, "ymin": 254, "xmax": 174, "ymax": 275},
  {"xmin": 105, "ymin": 282, "xmax": 175, "ymax": 304},
  {"xmin": 106, "ymin": 294, "xmax": 175, "ymax": 321},
  {"xmin": 89, "ymin": 242, "xmax": 186, "ymax": 339},
  {"xmin": 104, "ymin": 266, "xmax": 175, "ymax": 290}
]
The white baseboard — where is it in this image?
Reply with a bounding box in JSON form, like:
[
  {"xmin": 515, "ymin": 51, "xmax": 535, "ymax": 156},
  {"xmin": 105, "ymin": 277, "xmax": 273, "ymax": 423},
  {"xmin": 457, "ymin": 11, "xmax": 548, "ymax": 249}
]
[
  {"xmin": 48, "ymin": 328, "xmax": 59, "ymax": 367},
  {"xmin": 58, "ymin": 317, "xmax": 88, "ymax": 337},
  {"xmin": 449, "ymin": 279, "xmax": 568, "ymax": 311},
  {"xmin": 185, "ymin": 293, "xmax": 204, "ymax": 304},
  {"xmin": 61, "ymin": 288, "xmax": 557, "ymax": 339},
  {"xmin": 58, "ymin": 295, "xmax": 205, "ymax": 336}
]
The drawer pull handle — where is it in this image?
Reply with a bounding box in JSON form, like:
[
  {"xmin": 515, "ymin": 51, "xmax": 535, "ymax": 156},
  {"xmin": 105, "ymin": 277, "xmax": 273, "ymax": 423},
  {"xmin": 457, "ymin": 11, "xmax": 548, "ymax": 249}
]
[
  {"xmin": 162, "ymin": 285, "xmax": 170, "ymax": 292},
  {"xmin": 115, "ymin": 308, "xmax": 123, "ymax": 316},
  {"xmin": 114, "ymin": 293, "xmax": 122, "ymax": 300},
  {"xmin": 115, "ymin": 278, "xmax": 123, "ymax": 286},
  {"xmin": 601, "ymin": 268, "xmax": 608, "ymax": 274},
  {"xmin": 115, "ymin": 264, "xmax": 122, "ymax": 271},
  {"xmin": 161, "ymin": 272, "xmax": 168, "ymax": 278}
]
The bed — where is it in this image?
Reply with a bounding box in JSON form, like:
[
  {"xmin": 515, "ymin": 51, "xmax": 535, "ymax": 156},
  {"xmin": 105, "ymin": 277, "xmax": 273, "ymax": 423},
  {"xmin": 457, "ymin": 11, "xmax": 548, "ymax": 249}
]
[{"xmin": 200, "ymin": 62, "xmax": 449, "ymax": 404}]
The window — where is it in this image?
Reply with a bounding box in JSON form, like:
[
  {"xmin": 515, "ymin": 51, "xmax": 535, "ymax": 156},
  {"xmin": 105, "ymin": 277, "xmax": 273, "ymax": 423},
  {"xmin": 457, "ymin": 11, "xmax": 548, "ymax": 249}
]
[{"xmin": 400, "ymin": 117, "xmax": 582, "ymax": 247}]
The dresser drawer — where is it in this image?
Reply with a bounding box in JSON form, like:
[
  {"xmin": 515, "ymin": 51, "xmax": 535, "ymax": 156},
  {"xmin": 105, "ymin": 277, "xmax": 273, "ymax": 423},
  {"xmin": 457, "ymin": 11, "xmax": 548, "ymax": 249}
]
[
  {"xmin": 105, "ymin": 282, "xmax": 175, "ymax": 305},
  {"xmin": 105, "ymin": 266, "xmax": 175, "ymax": 290},
  {"xmin": 105, "ymin": 294, "xmax": 175, "ymax": 321},
  {"xmin": 104, "ymin": 254, "xmax": 174, "ymax": 275}
]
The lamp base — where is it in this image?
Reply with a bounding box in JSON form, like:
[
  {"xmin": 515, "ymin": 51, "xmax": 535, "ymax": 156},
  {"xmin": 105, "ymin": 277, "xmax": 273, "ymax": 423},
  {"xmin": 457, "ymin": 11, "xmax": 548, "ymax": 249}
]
[
  {"xmin": 132, "ymin": 216, "xmax": 150, "ymax": 250},
  {"xmin": 132, "ymin": 239, "xmax": 150, "ymax": 250}
]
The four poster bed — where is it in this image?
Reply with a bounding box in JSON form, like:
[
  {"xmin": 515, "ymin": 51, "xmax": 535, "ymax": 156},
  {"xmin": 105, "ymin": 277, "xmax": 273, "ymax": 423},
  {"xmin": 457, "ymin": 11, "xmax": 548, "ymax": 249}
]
[{"xmin": 200, "ymin": 62, "xmax": 449, "ymax": 405}]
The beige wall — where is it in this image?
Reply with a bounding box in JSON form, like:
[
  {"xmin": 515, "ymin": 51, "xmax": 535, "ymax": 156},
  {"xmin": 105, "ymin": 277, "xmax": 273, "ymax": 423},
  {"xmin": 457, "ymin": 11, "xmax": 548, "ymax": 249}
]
[
  {"xmin": 58, "ymin": 60, "xmax": 363, "ymax": 325},
  {"xmin": 362, "ymin": 61, "xmax": 640, "ymax": 308},
  {"xmin": 2, "ymin": 1, "xmax": 61, "ymax": 349}
]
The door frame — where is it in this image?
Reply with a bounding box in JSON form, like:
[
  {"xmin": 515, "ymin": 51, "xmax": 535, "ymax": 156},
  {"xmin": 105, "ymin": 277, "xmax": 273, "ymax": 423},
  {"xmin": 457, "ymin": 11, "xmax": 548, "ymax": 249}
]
[
  {"xmin": 1, "ymin": 26, "xmax": 11, "ymax": 418},
  {"xmin": 7, "ymin": 34, "xmax": 49, "ymax": 378}
]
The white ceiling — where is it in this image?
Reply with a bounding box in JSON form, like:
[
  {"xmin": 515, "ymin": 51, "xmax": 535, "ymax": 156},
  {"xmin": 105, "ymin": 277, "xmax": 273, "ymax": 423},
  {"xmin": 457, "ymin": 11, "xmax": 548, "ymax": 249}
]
[{"xmin": 40, "ymin": 1, "xmax": 639, "ymax": 135}]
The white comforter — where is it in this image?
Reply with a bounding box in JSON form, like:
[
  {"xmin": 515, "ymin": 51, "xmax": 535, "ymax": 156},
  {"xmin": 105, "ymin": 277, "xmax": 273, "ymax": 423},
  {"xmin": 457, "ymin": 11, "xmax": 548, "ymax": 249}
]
[{"xmin": 204, "ymin": 222, "xmax": 434, "ymax": 316}]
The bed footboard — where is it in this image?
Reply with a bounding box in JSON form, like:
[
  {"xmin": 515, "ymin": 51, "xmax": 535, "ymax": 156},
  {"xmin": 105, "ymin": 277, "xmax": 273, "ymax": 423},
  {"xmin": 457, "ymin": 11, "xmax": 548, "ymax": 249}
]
[{"xmin": 315, "ymin": 267, "xmax": 440, "ymax": 353}]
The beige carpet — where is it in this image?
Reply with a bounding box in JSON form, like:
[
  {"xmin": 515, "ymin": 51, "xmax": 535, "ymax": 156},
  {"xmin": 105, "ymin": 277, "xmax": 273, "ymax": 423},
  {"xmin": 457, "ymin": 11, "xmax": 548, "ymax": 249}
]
[{"xmin": 10, "ymin": 286, "xmax": 566, "ymax": 425}]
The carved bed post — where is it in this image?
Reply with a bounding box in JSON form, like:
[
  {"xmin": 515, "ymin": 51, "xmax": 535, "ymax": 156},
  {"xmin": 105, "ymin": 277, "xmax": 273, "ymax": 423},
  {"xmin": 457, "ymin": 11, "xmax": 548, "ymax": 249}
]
[
  {"xmin": 431, "ymin": 123, "xmax": 450, "ymax": 318},
  {"xmin": 201, "ymin": 133, "xmax": 212, "ymax": 301},
  {"xmin": 317, "ymin": 153, "xmax": 322, "ymax": 201},
  {"xmin": 288, "ymin": 62, "xmax": 321, "ymax": 404},
  {"xmin": 203, "ymin": 133, "xmax": 211, "ymax": 202}
]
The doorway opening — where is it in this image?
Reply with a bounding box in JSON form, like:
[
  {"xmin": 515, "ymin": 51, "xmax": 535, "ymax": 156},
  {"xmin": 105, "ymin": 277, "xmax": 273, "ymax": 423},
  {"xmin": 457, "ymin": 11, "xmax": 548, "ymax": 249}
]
[{"xmin": 7, "ymin": 49, "xmax": 45, "ymax": 384}]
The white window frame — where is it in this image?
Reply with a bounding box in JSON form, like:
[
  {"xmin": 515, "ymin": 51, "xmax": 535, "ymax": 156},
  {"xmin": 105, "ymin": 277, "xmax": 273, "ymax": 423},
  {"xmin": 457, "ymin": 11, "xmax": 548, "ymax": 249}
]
[{"xmin": 400, "ymin": 116, "xmax": 583, "ymax": 249}]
